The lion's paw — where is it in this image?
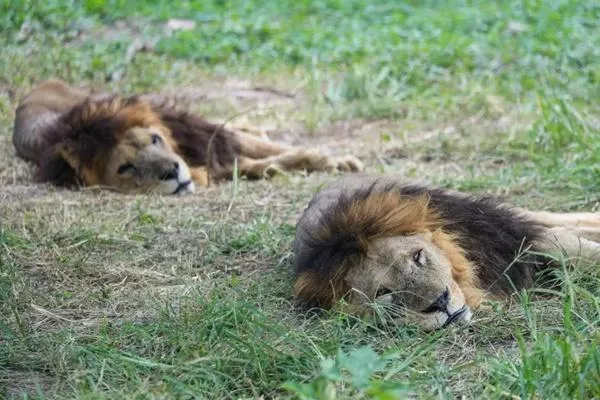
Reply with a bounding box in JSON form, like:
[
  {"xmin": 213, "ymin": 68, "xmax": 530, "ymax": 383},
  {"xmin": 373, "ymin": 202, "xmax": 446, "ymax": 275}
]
[
  {"xmin": 263, "ymin": 163, "xmax": 288, "ymax": 178},
  {"xmin": 326, "ymin": 155, "xmax": 364, "ymax": 173}
]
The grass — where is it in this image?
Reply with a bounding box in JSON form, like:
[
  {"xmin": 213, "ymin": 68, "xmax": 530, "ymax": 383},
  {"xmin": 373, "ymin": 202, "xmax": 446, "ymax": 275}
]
[{"xmin": 1, "ymin": 0, "xmax": 599, "ymax": 398}]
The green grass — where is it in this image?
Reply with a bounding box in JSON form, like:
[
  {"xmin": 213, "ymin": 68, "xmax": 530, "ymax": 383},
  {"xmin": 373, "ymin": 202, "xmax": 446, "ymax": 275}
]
[{"xmin": 1, "ymin": 0, "xmax": 600, "ymax": 399}]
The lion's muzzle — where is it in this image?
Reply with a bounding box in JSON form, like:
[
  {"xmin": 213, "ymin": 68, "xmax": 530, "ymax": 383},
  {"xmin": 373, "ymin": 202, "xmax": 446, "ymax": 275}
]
[{"xmin": 441, "ymin": 305, "xmax": 471, "ymax": 328}]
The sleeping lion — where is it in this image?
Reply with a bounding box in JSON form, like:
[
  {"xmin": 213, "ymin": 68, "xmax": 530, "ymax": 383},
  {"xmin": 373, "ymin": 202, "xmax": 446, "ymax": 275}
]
[
  {"xmin": 293, "ymin": 175, "xmax": 600, "ymax": 331},
  {"xmin": 13, "ymin": 79, "xmax": 363, "ymax": 195}
]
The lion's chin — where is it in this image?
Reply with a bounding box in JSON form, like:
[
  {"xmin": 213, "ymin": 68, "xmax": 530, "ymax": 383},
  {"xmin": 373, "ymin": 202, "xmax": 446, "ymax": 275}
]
[
  {"xmin": 172, "ymin": 180, "xmax": 195, "ymax": 195},
  {"xmin": 406, "ymin": 305, "xmax": 472, "ymax": 332},
  {"xmin": 152, "ymin": 179, "xmax": 195, "ymax": 195}
]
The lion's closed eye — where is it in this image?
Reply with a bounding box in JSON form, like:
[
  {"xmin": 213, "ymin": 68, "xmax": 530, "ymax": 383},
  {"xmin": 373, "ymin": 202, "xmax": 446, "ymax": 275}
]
[
  {"xmin": 413, "ymin": 248, "xmax": 425, "ymax": 266},
  {"xmin": 151, "ymin": 134, "xmax": 162, "ymax": 146},
  {"xmin": 117, "ymin": 163, "xmax": 135, "ymax": 174},
  {"xmin": 375, "ymin": 287, "xmax": 392, "ymax": 298}
]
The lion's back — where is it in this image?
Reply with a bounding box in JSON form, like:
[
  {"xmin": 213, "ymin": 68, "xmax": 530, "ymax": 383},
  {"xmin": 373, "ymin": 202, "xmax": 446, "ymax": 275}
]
[{"xmin": 13, "ymin": 79, "xmax": 93, "ymax": 164}]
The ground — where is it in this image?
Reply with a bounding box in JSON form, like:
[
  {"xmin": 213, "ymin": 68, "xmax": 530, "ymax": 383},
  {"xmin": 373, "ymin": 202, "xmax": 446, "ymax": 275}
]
[{"xmin": 1, "ymin": 1, "xmax": 599, "ymax": 399}]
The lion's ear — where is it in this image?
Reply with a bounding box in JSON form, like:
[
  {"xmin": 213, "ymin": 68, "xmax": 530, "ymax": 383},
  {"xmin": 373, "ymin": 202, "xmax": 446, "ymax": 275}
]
[
  {"xmin": 35, "ymin": 141, "xmax": 100, "ymax": 187},
  {"xmin": 58, "ymin": 141, "xmax": 101, "ymax": 186},
  {"xmin": 35, "ymin": 144, "xmax": 79, "ymax": 187},
  {"xmin": 58, "ymin": 140, "xmax": 81, "ymax": 171}
]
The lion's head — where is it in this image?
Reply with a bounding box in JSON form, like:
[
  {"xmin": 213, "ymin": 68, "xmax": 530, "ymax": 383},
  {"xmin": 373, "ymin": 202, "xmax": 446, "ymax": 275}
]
[
  {"xmin": 41, "ymin": 97, "xmax": 194, "ymax": 195},
  {"xmin": 293, "ymin": 186, "xmax": 484, "ymax": 331},
  {"xmin": 342, "ymin": 231, "xmax": 474, "ymax": 331}
]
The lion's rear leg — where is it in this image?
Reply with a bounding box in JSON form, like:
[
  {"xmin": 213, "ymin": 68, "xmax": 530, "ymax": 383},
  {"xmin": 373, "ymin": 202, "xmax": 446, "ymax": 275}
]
[
  {"xmin": 234, "ymin": 131, "xmax": 293, "ymax": 159},
  {"xmin": 518, "ymin": 209, "xmax": 600, "ymax": 228},
  {"xmin": 562, "ymin": 227, "xmax": 600, "ymax": 243},
  {"xmin": 517, "ymin": 208, "xmax": 600, "ymax": 243},
  {"xmin": 238, "ymin": 150, "xmax": 363, "ymax": 179},
  {"xmin": 233, "ymin": 131, "xmax": 364, "ymax": 174},
  {"xmin": 534, "ymin": 227, "xmax": 600, "ymax": 263}
]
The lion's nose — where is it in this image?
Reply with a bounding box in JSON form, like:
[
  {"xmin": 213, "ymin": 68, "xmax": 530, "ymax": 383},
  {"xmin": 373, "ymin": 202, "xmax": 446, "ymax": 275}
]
[
  {"xmin": 422, "ymin": 287, "xmax": 450, "ymax": 314},
  {"xmin": 159, "ymin": 163, "xmax": 179, "ymax": 181}
]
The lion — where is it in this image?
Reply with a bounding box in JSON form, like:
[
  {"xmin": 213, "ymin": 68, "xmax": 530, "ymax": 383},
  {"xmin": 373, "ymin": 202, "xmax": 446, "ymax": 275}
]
[
  {"xmin": 12, "ymin": 79, "xmax": 363, "ymax": 195},
  {"xmin": 293, "ymin": 174, "xmax": 600, "ymax": 331}
]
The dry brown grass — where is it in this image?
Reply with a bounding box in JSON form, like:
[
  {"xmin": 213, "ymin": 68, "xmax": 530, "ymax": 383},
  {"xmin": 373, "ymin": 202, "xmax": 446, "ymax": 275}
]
[
  {"xmin": 0, "ymin": 69, "xmax": 546, "ymax": 327},
  {"xmin": 2, "ymin": 71, "xmax": 597, "ymax": 399},
  {"xmin": 0, "ymin": 78, "xmax": 513, "ymax": 397}
]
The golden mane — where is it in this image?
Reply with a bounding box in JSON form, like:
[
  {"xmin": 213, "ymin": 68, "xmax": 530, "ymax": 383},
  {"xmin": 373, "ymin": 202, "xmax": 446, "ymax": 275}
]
[
  {"xmin": 318, "ymin": 191, "xmax": 440, "ymax": 244},
  {"xmin": 430, "ymin": 230, "xmax": 484, "ymax": 307}
]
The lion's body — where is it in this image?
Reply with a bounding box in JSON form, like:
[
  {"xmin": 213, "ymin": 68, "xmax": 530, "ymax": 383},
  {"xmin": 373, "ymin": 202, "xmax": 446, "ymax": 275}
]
[
  {"xmin": 14, "ymin": 79, "xmax": 96, "ymax": 163},
  {"xmin": 13, "ymin": 79, "xmax": 363, "ymax": 194},
  {"xmin": 293, "ymin": 175, "xmax": 600, "ymax": 330}
]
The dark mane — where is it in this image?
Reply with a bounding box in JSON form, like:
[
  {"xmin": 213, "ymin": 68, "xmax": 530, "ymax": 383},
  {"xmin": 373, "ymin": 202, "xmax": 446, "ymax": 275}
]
[
  {"xmin": 151, "ymin": 102, "xmax": 241, "ymax": 179},
  {"xmin": 59, "ymin": 96, "xmax": 131, "ymax": 160},
  {"xmin": 294, "ymin": 179, "xmax": 552, "ymax": 304},
  {"xmin": 36, "ymin": 96, "xmax": 131, "ymax": 185},
  {"xmin": 394, "ymin": 184, "xmax": 550, "ymax": 294}
]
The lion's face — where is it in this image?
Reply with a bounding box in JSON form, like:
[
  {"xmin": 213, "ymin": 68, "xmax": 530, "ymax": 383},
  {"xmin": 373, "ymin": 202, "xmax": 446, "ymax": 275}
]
[
  {"xmin": 344, "ymin": 233, "xmax": 472, "ymax": 331},
  {"xmin": 103, "ymin": 126, "xmax": 194, "ymax": 195}
]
